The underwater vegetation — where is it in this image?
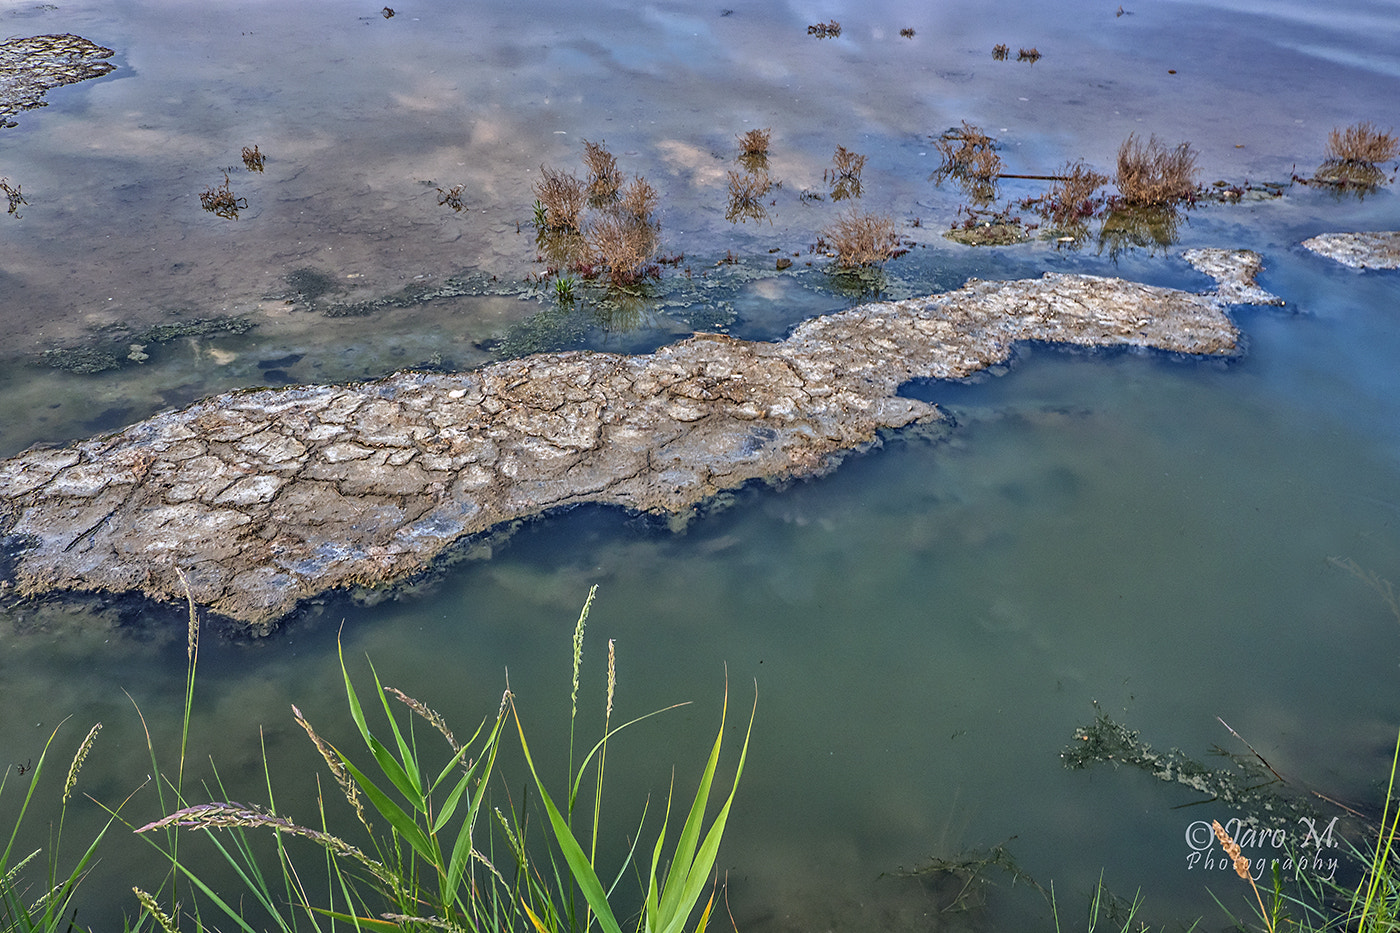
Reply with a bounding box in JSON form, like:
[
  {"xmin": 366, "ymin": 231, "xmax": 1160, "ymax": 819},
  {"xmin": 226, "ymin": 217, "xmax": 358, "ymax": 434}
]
[
  {"xmin": 198, "ymin": 172, "xmax": 247, "ymax": 219},
  {"xmin": 240, "ymin": 144, "xmax": 264, "ymax": 172},
  {"xmin": 1, "ymin": 177, "xmax": 24, "ymax": 217}
]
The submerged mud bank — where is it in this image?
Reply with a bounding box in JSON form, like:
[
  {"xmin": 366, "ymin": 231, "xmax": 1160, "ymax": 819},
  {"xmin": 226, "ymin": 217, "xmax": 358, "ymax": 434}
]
[{"xmin": 0, "ymin": 252, "xmax": 1277, "ymax": 632}]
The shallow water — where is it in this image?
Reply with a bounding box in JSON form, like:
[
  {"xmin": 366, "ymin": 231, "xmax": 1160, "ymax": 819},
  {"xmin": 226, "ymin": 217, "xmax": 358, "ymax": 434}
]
[{"xmin": 2, "ymin": 0, "xmax": 1399, "ymax": 929}]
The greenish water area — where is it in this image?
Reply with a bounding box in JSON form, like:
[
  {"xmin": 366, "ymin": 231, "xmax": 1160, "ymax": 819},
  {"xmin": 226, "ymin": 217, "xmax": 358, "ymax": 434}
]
[{"xmin": 2, "ymin": 0, "xmax": 1400, "ymax": 929}]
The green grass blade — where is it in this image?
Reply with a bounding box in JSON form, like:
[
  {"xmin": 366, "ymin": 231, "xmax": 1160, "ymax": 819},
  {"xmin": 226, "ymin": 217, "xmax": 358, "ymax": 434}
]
[
  {"xmin": 337, "ymin": 754, "xmax": 440, "ymax": 869},
  {"xmin": 513, "ymin": 705, "xmax": 625, "ymax": 933}
]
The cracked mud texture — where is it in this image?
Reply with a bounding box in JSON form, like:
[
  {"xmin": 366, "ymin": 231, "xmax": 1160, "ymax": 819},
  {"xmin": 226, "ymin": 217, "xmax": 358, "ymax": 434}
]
[
  {"xmin": 0, "ymin": 34, "xmax": 116, "ymax": 128},
  {"xmin": 0, "ymin": 251, "xmax": 1276, "ymax": 632},
  {"xmin": 1301, "ymin": 231, "xmax": 1400, "ymax": 270}
]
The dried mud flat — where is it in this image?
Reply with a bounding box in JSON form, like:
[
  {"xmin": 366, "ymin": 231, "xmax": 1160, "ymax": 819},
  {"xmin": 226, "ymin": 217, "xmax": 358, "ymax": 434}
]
[
  {"xmin": 0, "ymin": 251, "xmax": 1279, "ymax": 632},
  {"xmin": 1302, "ymin": 231, "xmax": 1400, "ymax": 270},
  {"xmin": 0, "ymin": 34, "xmax": 115, "ymax": 127}
]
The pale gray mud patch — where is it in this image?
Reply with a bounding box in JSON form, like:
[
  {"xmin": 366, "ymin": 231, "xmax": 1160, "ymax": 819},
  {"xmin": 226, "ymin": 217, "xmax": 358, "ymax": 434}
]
[
  {"xmin": 0, "ymin": 34, "xmax": 115, "ymax": 128},
  {"xmin": 0, "ymin": 256, "xmax": 1277, "ymax": 632},
  {"xmin": 1301, "ymin": 232, "xmax": 1400, "ymax": 270}
]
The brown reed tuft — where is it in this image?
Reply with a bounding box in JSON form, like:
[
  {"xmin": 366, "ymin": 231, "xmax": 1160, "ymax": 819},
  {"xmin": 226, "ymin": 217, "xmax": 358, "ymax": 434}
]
[
  {"xmin": 582, "ymin": 139, "xmax": 622, "ymax": 203},
  {"xmin": 198, "ymin": 172, "xmax": 247, "ymax": 219},
  {"xmin": 992, "ymin": 43, "xmax": 1009, "ymax": 60},
  {"xmin": 619, "ymin": 175, "xmax": 659, "ymax": 224},
  {"xmin": 1326, "ymin": 122, "xmax": 1400, "ymax": 165},
  {"xmin": 737, "ymin": 128, "xmax": 771, "ymax": 158},
  {"xmin": 1040, "ymin": 160, "xmax": 1109, "ymax": 229},
  {"xmin": 822, "ymin": 208, "xmax": 900, "ymax": 268},
  {"xmin": 63, "ymin": 722, "xmax": 101, "ymax": 804},
  {"xmin": 1017, "ymin": 47, "xmax": 1041, "ymax": 62},
  {"xmin": 586, "ymin": 211, "xmax": 659, "ymax": 286},
  {"xmin": 1114, "ymin": 133, "xmax": 1198, "ymax": 206},
  {"xmin": 292, "ymin": 703, "xmax": 369, "ymax": 830},
  {"xmin": 534, "ymin": 165, "xmax": 586, "ymax": 232},
  {"xmin": 241, "ymin": 144, "xmax": 264, "ymax": 172}
]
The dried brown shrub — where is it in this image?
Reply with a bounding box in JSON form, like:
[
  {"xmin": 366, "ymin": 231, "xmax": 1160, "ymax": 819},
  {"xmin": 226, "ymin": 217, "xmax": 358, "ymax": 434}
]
[
  {"xmin": 808, "ymin": 20, "xmax": 841, "ymax": 38},
  {"xmin": 619, "ymin": 175, "xmax": 658, "ymax": 224},
  {"xmin": 437, "ymin": 183, "xmax": 466, "ymax": 212},
  {"xmin": 822, "ymin": 208, "xmax": 900, "ymax": 268},
  {"xmin": 737, "ymin": 128, "xmax": 771, "ymax": 157},
  {"xmin": 1040, "ymin": 160, "xmax": 1108, "ymax": 229},
  {"xmin": 899, "ymin": 27, "xmax": 915, "ymax": 38},
  {"xmin": 582, "ymin": 139, "xmax": 621, "ymax": 203},
  {"xmin": 1114, "ymin": 133, "xmax": 1198, "ymax": 207},
  {"xmin": 1017, "ymin": 47, "xmax": 1041, "ymax": 62},
  {"xmin": 241, "ymin": 144, "xmax": 264, "ymax": 172},
  {"xmin": 726, "ymin": 169, "xmax": 771, "ymax": 223},
  {"xmin": 587, "ymin": 211, "xmax": 659, "ymax": 286},
  {"xmin": 992, "ymin": 43, "xmax": 1009, "ymax": 60},
  {"xmin": 535, "ymin": 165, "xmax": 586, "ymax": 231},
  {"xmin": 1326, "ymin": 122, "xmax": 1399, "ymax": 164}
]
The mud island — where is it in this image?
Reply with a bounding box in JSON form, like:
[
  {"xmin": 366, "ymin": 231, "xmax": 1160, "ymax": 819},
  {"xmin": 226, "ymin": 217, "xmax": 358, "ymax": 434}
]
[{"xmin": 0, "ymin": 251, "xmax": 1279, "ymax": 632}]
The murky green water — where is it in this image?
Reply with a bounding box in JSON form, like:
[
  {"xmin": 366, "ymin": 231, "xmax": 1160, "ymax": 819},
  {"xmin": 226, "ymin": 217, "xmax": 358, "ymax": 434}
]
[{"xmin": 2, "ymin": 0, "xmax": 1399, "ymax": 929}]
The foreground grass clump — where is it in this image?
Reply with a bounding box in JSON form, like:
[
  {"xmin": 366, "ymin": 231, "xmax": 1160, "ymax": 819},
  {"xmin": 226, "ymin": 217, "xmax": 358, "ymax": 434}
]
[
  {"xmin": 125, "ymin": 587, "xmax": 753, "ymax": 933},
  {"xmin": 1113, "ymin": 133, "xmax": 1198, "ymax": 207},
  {"xmin": 821, "ymin": 208, "xmax": 900, "ymax": 267},
  {"xmin": 535, "ymin": 165, "xmax": 587, "ymax": 232}
]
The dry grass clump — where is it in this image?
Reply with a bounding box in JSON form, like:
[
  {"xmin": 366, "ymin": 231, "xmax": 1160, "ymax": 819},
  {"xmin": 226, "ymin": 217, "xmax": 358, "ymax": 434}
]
[
  {"xmin": 436, "ymin": 183, "xmax": 466, "ymax": 212},
  {"xmin": 808, "ymin": 20, "xmax": 840, "ymax": 38},
  {"xmin": 199, "ymin": 172, "xmax": 247, "ymax": 219},
  {"xmin": 992, "ymin": 44, "xmax": 1009, "ymax": 60},
  {"xmin": 1326, "ymin": 122, "xmax": 1399, "ymax": 165},
  {"xmin": 1017, "ymin": 47, "xmax": 1041, "ymax": 62},
  {"xmin": 1, "ymin": 178, "xmax": 26, "ymax": 217},
  {"xmin": 535, "ymin": 165, "xmax": 586, "ymax": 231},
  {"xmin": 737, "ymin": 128, "xmax": 771, "ymax": 158},
  {"xmin": 586, "ymin": 210, "xmax": 659, "ymax": 286},
  {"xmin": 1113, "ymin": 133, "xmax": 1198, "ymax": 206},
  {"xmin": 583, "ymin": 138, "xmax": 621, "ymax": 204},
  {"xmin": 726, "ymin": 169, "xmax": 771, "ymax": 223},
  {"xmin": 900, "ymin": 27, "xmax": 915, "ymax": 38},
  {"xmin": 1040, "ymin": 160, "xmax": 1109, "ymax": 229},
  {"xmin": 618, "ymin": 175, "xmax": 658, "ymax": 224},
  {"xmin": 822, "ymin": 208, "xmax": 900, "ymax": 267},
  {"xmin": 241, "ymin": 144, "xmax": 264, "ymax": 172}
]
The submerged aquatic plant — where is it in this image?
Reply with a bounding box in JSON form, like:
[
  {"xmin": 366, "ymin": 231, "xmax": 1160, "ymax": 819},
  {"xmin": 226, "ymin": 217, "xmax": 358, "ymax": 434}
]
[
  {"xmin": 1113, "ymin": 133, "xmax": 1198, "ymax": 207},
  {"xmin": 240, "ymin": 144, "xmax": 264, "ymax": 172},
  {"xmin": 2, "ymin": 177, "xmax": 28, "ymax": 217},
  {"xmin": 198, "ymin": 172, "xmax": 248, "ymax": 219}
]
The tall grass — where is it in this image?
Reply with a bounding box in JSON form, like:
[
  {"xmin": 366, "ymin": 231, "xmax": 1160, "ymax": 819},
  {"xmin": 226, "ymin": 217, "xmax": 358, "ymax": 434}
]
[{"xmin": 119, "ymin": 587, "xmax": 751, "ymax": 933}]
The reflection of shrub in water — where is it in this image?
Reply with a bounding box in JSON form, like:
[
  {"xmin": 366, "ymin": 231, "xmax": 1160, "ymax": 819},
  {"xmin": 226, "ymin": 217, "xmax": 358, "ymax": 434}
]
[
  {"xmin": 1037, "ymin": 160, "xmax": 1109, "ymax": 232},
  {"xmin": 1113, "ymin": 133, "xmax": 1198, "ymax": 207},
  {"xmin": 826, "ymin": 145, "xmax": 866, "ymax": 200},
  {"xmin": 1097, "ymin": 204, "xmax": 1181, "ymax": 260},
  {"xmin": 931, "ymin": 122, "xmax": 1002, "ymax": 202},
  {"xmin": 726, "ymin": 169, "xmax": 771, "ymax": 223}
]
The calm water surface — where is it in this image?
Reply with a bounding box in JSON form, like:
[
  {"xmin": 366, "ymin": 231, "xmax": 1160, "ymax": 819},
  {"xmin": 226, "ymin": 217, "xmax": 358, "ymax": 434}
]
[{"xmin": 2, "ymin": 0, "xmax": 1399, "ymax": 929}]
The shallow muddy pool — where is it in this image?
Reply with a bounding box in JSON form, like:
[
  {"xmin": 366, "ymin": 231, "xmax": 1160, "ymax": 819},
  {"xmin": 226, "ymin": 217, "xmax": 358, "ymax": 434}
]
[{"xmin": 2, "ymin": 0, "xmax": 1399, "ymax": 929}]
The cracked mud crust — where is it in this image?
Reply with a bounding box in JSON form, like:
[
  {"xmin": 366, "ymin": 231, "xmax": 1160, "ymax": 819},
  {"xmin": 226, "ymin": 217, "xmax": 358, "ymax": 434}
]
[
  {"xmin": 0, "ymin": 34, "xmax": 115, "ymax": 128},
  {"xmin": 1301, "ymin": 232, "xmax": 1400, "ymax": 270},
  {"xmin": 0, "ymin": 255, "xmax": 1279, "ymax": 632}
]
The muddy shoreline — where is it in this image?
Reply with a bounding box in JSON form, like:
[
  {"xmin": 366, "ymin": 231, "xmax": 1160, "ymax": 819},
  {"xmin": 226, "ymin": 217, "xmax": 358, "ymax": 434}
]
[{"xmin": 0, "ymin": 252, "xmax": 1278, "ymax": 633}]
